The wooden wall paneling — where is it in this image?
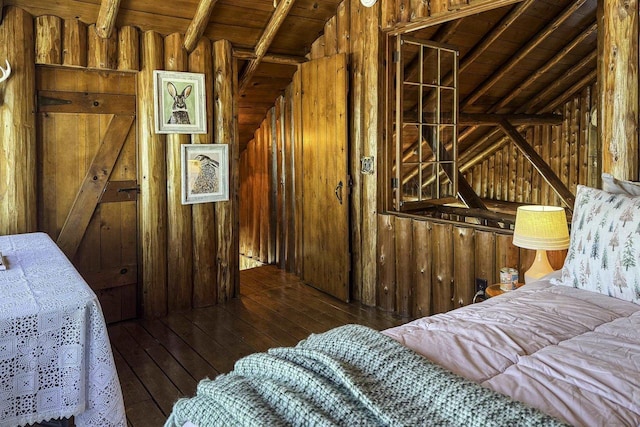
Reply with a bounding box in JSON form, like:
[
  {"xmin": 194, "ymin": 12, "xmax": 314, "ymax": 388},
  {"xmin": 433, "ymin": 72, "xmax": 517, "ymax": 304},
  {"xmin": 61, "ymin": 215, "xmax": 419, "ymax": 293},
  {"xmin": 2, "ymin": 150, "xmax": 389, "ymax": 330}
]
[
  {"xmin": 522, "ymin": 128, "xmax": 532, "ymax": 203},
  {"xmin": 516, "ymin": 133, "xmax": 524, "ymax": 202},
  {"xmin": 283, "ymin": 85, "xmax": 296, "ymax": 272},
  {"xmin": 213, "ymin": 38, "xmax": 240, "ymax": 302},
  {"xmin": 410, "ymin": 0, "xmax": 428, "ymax": 21},
  {"xmin": 495, "ymin": 233, "xmax": 519, "ymax": 284},
  {"xmin": 518, "ymin": 248, "xmax": 535, "ymax": 280},
  {"xmin": 453, "ymin": 226, "xmax": 474, "ymax": 308},
  {"xmin": 190, "ymin": 37, "xmax": 218, "ymax": 306},
  {"xmin": 310, "ymin": 36, "xmax": 324, "ymax": 60},
  {"xmin": 88, "ymin": 23, "xmax": 117, "ymax": 69},
  {"xmin": 586, "ymin": 83, "xmax": 600, "ymax": 188},
  {"xmin": 268, "ymin": 106, "xmax": 277, "ymax": 264},
  {"xmin": 487, "ymin": 154, "xmax": 495, "ymax": 199},
  {"xmin": 251, "ymin": 133, "xmax": 261, "ymax": 261},
  {"xmin": 381, "ymin": 0, "xmax": 398, "ymax": 29},
  {"xmin": 377, "ymin": 214, "xmax": 396, "ymax": 311},
  {"xmin": 0, "ymin": 6, "xmax": 36, "ymax": 234},
  {"xmin": 430, "ymin": 0, "xmax": 448, "ymax": 15},
  {"xmin": 569, "ymin": 95, "xmax": 580, "ymax": 193},
  {"xmin": 397, "ymin": 0, "xmax": 411, "ymax": 23},
  {"xmin": 292, "ymin": 70, "xmax": 303, "ymax": 276},
  {"xmin": 540, "ymin": 126, "xmax": 551, "ymax": 205},
  {"xmin": 508, "ymin": 142, "xmax": 517, "ymax": 202},
  {"xmin": 35, "ymin": 15, "xmax": 62, "ymax": 65},
  {"xmin": 275, "ymin": 97, "xmax": 285, "ymax": 268},
  {"xmin": 501, "ymin": 144, "xmax": 509, "ymax": 202},
  {"xmin": 561, "ymin": 101, "xmax": 571, "ymax": 192},
  {"xmin": 259, "ymin": 117, "xmax": 269, "ymax": 263},
  {"xmin": 138, "ymin": 30, "xmax": 167, "ymax": 317},
  {"xmin": 480, "ymin": 159, "xmax": 488, "ymax": 198},
  {"xmin": 599, "ymin": 0, "xmax": 639, "ymax": 180},
  {"xmin": 412, "ymin": 219, "xmax": 432, "ymax": 317},
  {"xmin": 62, "ymin": 19, "xmax": 87, "ymax": 67},
  {"xmin": 472, "ymin": 164, "xmax": 481, "ymax": 196},
  {"xmin": 494, "ymin": 145, "xmax": 502, "ymax": 200},
  {"xmin": 164, "ymin": 33, "xmax": 193, "ymax": 312},
  {"xmin": 336, "ymin": 0, "xmax": 350, "ymax": 55},
  {"xmin": 118, "ymin": 26, "xmax": 140, "ymax": 71},
  {"xmin": 531, "ymin": 126, "xmax": 542, "ymax": 204},
  {"xmin": 474, "ymin": 230, "xmax": 495, "ymax": 287},
  {"xmin": 238, "ymin": 151, "xmax": 247, "ymax": 258},
  {"xmin": 550, "ymin": 120, "xmax": 562, "ymax": 206},
  {"xmin": 432, "ymin": 222, "xmax": 453, "ymax": 314},
  {"xmin": 394, "ymin": 216, "xmax": 413, "ymax": 316},
  {"xmin": 324, "ymin": 15, "xmax": 337, "ymax": 57},
  {"xmin": 578, "ymin": 86, "xmax": 590, "ymax": 188}
]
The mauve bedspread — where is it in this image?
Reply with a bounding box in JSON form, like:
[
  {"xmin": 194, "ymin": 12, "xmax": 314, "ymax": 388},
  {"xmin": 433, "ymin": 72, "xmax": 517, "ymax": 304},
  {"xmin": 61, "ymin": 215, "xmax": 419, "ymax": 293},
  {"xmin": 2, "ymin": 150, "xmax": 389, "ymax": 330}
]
[{"xmin": 383, "ymin": 276, "xmax": 640, "ymax": 427}]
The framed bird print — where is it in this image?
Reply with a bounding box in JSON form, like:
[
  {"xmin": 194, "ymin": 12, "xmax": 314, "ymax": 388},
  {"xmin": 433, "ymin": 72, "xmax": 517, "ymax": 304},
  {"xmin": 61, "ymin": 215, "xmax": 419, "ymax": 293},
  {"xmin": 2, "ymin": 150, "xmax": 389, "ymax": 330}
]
[
  {"xmin": 153, "ymin": 70, "xmax": 207, "ymax": 134},
  {"xmin": 181, "ymin": 143, "xmax": 229, "ymax": 204}
]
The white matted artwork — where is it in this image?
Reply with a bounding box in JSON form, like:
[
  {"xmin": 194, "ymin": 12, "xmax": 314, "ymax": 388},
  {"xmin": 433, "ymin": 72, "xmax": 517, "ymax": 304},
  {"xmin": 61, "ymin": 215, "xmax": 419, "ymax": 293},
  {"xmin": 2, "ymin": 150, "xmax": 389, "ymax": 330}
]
[
  {"xmin": 181, "ymin": 144, "xmax": 229, "ymax": 204},
  {"xmin": 154, "ymin": 70, "xmax": 207, "ymax": 134}
]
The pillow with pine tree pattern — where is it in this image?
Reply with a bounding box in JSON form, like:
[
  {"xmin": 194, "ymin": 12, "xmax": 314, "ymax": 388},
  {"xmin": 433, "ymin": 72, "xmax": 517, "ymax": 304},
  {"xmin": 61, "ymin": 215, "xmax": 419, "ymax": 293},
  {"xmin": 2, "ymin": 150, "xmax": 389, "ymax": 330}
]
[{"xmin": 558, "ymin": 185, "xmax": 640, "ymax": 304}]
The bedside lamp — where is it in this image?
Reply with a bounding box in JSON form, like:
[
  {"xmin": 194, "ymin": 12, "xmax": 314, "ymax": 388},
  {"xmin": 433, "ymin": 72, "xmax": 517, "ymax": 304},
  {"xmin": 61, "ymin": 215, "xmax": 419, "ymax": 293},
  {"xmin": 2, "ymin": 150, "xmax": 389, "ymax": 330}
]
[{"xmin": 512, "ymin": 206, "xmax": 570, "ymax": 284}]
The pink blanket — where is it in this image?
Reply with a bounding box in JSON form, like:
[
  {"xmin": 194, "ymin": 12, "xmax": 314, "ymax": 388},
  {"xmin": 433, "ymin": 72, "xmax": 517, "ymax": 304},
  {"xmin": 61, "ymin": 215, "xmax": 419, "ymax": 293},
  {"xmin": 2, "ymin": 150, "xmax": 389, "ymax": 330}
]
[{"xmin": 383, "ymin": 276, "xmax": 640, "ymax": 426}]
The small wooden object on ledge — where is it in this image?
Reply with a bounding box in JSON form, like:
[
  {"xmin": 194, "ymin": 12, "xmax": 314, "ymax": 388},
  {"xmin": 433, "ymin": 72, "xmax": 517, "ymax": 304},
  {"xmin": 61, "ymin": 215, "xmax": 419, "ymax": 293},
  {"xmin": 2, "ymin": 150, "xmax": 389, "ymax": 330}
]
[{"xmin": 486, "ymin": 283, "xmax": 524, "ymax": 298}]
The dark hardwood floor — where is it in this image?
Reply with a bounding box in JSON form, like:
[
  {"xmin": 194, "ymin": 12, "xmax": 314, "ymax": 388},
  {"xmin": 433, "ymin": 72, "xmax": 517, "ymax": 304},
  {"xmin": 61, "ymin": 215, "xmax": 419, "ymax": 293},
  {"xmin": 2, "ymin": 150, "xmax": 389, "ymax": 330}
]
[{"xmin": 108, "ymin": 265, "xmax": 408, "ymax": 426}]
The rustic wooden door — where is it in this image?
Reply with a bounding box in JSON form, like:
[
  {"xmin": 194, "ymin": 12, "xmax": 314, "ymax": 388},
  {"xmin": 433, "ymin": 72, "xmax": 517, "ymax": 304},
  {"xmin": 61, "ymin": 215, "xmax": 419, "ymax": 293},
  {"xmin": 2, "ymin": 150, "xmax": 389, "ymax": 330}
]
[
  {"xmin": 36, "ymin": 66, "xmax": 138, "ymax": 323},
  {"xmin": 300, "ymin": 53, "xmax": 350, "ymax": 302}
]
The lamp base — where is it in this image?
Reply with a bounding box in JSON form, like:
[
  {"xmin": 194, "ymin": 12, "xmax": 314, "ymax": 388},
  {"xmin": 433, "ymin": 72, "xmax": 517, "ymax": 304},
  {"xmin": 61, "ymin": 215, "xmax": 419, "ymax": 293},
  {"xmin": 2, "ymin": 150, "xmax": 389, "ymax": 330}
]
[{"xmin": 524, "ymin": 249, "xmax": 554, "ymax": 284}]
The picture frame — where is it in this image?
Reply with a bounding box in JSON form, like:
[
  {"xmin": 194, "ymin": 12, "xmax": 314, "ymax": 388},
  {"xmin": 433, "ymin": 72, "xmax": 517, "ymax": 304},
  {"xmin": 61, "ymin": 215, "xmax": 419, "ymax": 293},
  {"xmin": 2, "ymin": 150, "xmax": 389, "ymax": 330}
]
[
  {"xmin": 181, "ymin": 143, "xmax": 229, "ymax": 204},
  {"xmin": 154, "ymin": 70, "xmax": 207, "ymax": 134}
]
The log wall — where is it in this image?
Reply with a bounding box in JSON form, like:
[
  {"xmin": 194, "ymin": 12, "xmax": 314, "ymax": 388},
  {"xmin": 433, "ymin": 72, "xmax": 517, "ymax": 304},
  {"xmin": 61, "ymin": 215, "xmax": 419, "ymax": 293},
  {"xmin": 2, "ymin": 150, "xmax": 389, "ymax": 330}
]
[
  {"xmin": 462, "ymin": 84, "xmax": 598, "ymax": 206},
  {"xmin": 3, "ymin": 8, "xmax": 239, "ymax": 317},
  {"xmin": 377, "ymin": 213, "xmax": 566, "ymax": 317}
]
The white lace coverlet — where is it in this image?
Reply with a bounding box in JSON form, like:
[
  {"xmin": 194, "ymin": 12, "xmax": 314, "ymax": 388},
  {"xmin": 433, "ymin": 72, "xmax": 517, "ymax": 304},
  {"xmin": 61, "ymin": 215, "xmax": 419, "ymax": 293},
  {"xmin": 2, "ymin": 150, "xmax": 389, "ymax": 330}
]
[{"xmin": 0, "ymin": 233, "xmax": 126, "ymax": 427}]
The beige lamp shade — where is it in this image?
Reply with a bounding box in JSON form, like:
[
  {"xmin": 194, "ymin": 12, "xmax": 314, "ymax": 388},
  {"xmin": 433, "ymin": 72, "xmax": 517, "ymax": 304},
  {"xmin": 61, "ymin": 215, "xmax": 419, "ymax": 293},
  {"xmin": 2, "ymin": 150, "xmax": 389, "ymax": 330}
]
[{"xmin": 512, "ymin": 206, "xmax": 570, "ymax": 250}]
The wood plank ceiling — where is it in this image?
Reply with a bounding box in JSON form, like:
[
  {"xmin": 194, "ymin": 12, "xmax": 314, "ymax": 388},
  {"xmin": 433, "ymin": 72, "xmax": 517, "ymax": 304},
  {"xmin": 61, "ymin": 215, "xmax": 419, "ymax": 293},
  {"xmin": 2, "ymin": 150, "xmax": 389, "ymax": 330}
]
[{"xmin": 8, "ymin": 0, "xmax": 598, "ymax": 160}]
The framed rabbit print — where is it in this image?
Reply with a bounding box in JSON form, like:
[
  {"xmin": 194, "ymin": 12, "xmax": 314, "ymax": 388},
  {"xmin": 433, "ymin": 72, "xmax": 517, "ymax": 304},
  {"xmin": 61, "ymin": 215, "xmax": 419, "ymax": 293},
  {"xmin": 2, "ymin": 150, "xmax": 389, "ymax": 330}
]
[
  {"xmin": 181, "ymin": 143, "xmax": 229, "ymax": 204},
  {"xmin": 153, "ymin": 70, "xmax": 207, "ymax": 134}
]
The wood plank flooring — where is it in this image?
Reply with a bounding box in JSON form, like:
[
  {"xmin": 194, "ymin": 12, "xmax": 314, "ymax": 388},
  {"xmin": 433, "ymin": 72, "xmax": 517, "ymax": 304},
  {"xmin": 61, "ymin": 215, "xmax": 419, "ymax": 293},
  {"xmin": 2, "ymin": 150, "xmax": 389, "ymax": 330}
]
[{"xmin": 108, "ymin": 265, "xmax": 408, "ymax": 426}]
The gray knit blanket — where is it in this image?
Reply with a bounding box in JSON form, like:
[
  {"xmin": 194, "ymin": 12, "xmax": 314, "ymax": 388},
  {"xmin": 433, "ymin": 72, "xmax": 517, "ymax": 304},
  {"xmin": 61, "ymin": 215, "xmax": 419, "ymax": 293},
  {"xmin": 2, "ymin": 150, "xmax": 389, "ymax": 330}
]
[{"xmin": 165, "ymin": 324, "xmax": 566, "ymax": 427}]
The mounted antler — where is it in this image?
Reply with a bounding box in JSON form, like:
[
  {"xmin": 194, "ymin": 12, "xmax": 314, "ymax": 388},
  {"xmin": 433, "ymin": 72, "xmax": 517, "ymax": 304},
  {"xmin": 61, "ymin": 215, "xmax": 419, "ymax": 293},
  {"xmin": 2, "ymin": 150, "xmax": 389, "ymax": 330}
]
[{"xmin": 0, "ymin": 60, "xmax": 11, "ymax": 84}]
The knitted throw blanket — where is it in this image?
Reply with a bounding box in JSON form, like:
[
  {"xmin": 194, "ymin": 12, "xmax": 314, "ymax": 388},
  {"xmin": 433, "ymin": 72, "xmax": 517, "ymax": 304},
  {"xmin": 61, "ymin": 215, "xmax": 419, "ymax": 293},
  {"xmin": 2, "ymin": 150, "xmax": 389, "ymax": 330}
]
[{"xmin": 165, "ymin": 325, "xmax": 566, "ymax": 427}]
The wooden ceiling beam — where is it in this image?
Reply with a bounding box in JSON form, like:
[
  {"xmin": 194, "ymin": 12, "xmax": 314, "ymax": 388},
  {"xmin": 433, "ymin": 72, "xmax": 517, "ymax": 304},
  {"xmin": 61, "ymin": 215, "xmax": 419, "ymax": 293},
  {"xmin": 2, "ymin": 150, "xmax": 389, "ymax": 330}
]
[
  {"xmin": 462, "ymin": 0, "xmax": 589, "ymax": 109},
  {"xmin": 95, "ymin": 0, "xmax": 121, "ymax": 39},
  {"xmin": 183, "ymin": 0, "xmax": 219, "ymax": 53},
  {"xmin": 491, "ymin": 22, "xmax": 597, "ymax": 113},
  {"xmin": 387, "ymin": 0, "xmax": 527, "ymax": 36},
  {"xmin": 233, "ymin": 47, "xmax": 306, "ymax": 65},
  {"xmin": 499, "ymin": 120, "xmax": 575, "ymax": 210},
  {"xmin": 459, "ymin": 113, "xmax": 563, "ymax": 126},
  {"xmin": 239, "ymin": 0, "xmax": 297, "ymax": 93}
]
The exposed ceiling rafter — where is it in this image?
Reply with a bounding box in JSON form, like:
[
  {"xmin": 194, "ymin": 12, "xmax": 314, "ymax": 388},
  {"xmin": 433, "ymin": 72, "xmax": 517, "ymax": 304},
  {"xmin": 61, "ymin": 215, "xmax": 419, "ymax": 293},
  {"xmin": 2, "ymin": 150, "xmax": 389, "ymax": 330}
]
[
  {"xmin": 183, "ymin": 0, "xmax": 219, "ymax": 53},
  {"xmin": 95, "ymin": 0, "xmax": 121, "ymax": 39},
  {"xmin": 239, "ymin": 0, "xmax": 297, "ymax": 93},
  {"xmin": 462, "ymin": 0, "xmax": 589, "ymax": 109}
]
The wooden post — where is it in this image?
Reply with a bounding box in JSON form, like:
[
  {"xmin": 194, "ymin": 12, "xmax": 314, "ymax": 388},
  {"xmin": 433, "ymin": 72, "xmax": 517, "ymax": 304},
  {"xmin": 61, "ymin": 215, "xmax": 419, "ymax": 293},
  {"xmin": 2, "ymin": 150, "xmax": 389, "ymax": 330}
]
[
  {"xmin": 189, "ymin": 37, "xmax": 218, "ymax": 307},
  {"xmin": 213, "ymin": 39, "xmax": 240, "ymax": 302},
  {"xmin": 0, "ymin": 6, "xmax": 36, "ymax": 234},
  {"xmin": 164, "ymin": 33, "xmax": 194, "ymax": 312},
  {"xmin": 117, "ymin": 26, "xmax": 139, "ymax": 71},
  {"xmin": 62, "ymin": 19, "xmax": 87, "ymax": 67},
  {"xmin": 88, "ymin": 23, "xmax": 117, "ymax": 69},
  {"xmin": 598, "ymin": 0, "xmax": 639, "ymax": 180},
  {"xmin": 138, "ymin": 31, "xmax": 167, "ymax": 317},
  {"xmin": 35, "ymin": 15, "xmax": 62, "ymax": 65}
]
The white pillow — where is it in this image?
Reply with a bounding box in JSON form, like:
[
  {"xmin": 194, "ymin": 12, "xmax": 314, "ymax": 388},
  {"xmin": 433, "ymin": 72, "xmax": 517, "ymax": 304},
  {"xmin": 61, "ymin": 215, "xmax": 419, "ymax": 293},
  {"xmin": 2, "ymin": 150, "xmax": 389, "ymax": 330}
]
[
  {"xmin": 602, "ymin": 173, "xmax": 640, "ymax": 196},
  {"xmin": 558, "ymin": 185, "xmax": 640, "ymax": 304}
]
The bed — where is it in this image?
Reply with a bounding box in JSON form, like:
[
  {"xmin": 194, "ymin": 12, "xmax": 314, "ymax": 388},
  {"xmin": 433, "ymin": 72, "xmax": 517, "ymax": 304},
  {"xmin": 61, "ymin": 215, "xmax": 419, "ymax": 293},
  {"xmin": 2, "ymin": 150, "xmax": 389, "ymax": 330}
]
[{"xmin": 165, "ymin": 179, "xmax": 640, "ymax": 427}]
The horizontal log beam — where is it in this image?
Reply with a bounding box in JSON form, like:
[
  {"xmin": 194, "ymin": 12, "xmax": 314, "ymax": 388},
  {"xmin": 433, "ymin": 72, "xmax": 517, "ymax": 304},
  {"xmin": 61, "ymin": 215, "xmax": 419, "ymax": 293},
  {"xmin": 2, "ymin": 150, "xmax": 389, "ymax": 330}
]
[
  {"xmin": 459, "ymin": 113, "xmax": 563, "ymax": 126},
  {"xmin": 233, "ymin": 47, "xmax": 306, "ymax": 65},
  {"xmin": 387, "ymin": 0, "xmax": 526, "ymax": 35},
  {"xmin": 499, "ymin": 119, "xmax": 575, "ymax": 210}
]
